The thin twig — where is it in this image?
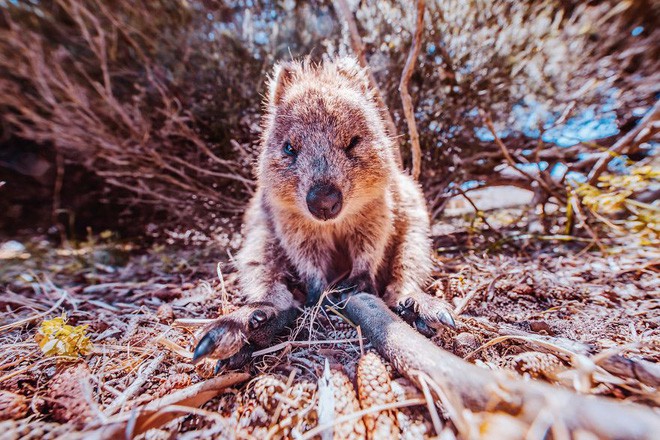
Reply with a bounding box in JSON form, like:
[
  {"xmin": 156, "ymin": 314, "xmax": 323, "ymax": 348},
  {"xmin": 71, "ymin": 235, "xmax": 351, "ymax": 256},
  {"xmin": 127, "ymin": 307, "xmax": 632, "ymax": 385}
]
[
  {"xmin": 0, "ymin": 294, "xmax": 68, "ymax": 334},
  {"xmin": 455, "ymin": 187, "xmax": 502, "ymax": 236},
  {"xmin": 454, "ymin": 275, "xmax": 502, "ymax": 316},
  {"xmin": 216, "ymin": 262, "xmax": 230, "ymax": 315},
  {"xmin": 570, "ymin": 194, "xmax": 606, "ymax": 253},
  {"xmin": 252, "ymin": 338, "xmax": 363, "ymax": 357},
  {"xmin": 417, "ymin": 372, "xmax": 443, "ymax": 436}
]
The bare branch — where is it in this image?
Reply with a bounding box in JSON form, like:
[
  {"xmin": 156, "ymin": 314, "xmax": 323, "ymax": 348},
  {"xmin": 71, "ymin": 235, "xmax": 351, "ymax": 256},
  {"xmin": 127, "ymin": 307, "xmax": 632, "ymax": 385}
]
[
  {"xmin": 333, "ymin": 0, "xmax": 402, "ymax": 167},
  {"xmin": 587, "ymin": 100, "xmax": 660, "ymax": 184},
  {"xmin": 399, "ymin": 0, "xmax": 425, "ymax": 181},
  {"xmin": 480, "ymin": 111, "xmax": 563, "ymax": 201}
]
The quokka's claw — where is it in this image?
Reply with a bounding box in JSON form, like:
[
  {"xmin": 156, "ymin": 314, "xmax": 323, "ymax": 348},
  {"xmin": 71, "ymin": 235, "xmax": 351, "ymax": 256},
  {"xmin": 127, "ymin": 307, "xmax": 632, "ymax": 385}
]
[
  {"xmin": 437, "ymin": 309, "xmax": 456, "ymax": 328},
  {"xmin": 213, "ymin": 358, "xmax": 226, "ymax": 375},
  {"xmin": 414, "ymin": 317, "xmax": 436, "ymax": 337},
  {"xmin": 192, "ymin": 319, "xmax": 246, "ymax": 363},
  {"xmin": 394, "ymin": 297, "xmax": 417, "ymax": 324},
  {"xmin": 422, "ymin": 300, "xmax": 456, "ymax": 330},
  {"xmin": 249, "ymin": 310, "xmax": 268, "ymax": 329},
  {"xmin": 192, "ymin": 332, "xmax": 216, "ymax": 363},
  {"xmin": 402, "ymin": 297, "xmax": 415, "ymax": 309},
  {"xmin": 394, "ymin": 295, "xmax": 457, "ymax": 336}
]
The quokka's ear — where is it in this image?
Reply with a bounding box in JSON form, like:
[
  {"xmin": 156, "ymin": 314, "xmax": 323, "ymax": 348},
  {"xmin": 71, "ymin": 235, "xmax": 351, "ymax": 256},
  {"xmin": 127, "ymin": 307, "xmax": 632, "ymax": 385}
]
[
  {"xmin": 268, "ymin": 61, "xmax": 299, "ymax": 106},
  {"xmin": 334, "ymin": 56, "xmax": 373, "ymax": 97}
]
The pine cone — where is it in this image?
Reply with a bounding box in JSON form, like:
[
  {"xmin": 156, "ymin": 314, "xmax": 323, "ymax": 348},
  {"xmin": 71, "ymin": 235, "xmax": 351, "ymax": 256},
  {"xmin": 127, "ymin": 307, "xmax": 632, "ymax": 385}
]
[
  {"xmin": 251, "ymin": 375, "xmax": 317, "ymax": 438},
  {"xmin": 397, "ymin": 412, "xmax": 432, "ymax": 440},
  {"xmin": 327, "ymin": 314, "xmax": 354, "ymax": 331},
  {"xmin": 327, "ymin": 328, "xmax": 359, "ymax": 341},
  {"xmin": 0, "ymin": 390, "xmax": 28, "ymax": 420},
  {"xmin": 391, "ymin": 377, "xmax": 432, "ymax": 439},
  {"xmin": 252, "ymin": 374, "xmax": 287, "ymax": 411},
  {"xmin": 285, "ymin": 381, "xmax": 318, "ymax": 433},
  {"xmin": 329, "ymin": 368, "xmax": 367, "ymax": 440},
  {"xmin": 356, "ymin": 351, "xmax": 400, "ymax": 439},
  {"xmin": 153, "ymin": 373, "xmax": 191, "ymax": 398},
  {"xmin": 509, "ymin": 351, "xmax": 564, "ymax": 379}
]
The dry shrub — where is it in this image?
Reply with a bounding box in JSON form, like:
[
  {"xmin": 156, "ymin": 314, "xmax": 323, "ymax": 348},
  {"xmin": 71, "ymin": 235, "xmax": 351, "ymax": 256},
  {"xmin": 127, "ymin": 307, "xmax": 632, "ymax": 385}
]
[
  {"xmin": 352, "ymin": 0, "xmax": 658, "ymax": 213},
  {"xmin": 0, "ymin": 0, "xmax": 255, "ymax": 225},
  {"xmin": 0, "ymin": 0, "xmax": 657, "ymax": 233}
]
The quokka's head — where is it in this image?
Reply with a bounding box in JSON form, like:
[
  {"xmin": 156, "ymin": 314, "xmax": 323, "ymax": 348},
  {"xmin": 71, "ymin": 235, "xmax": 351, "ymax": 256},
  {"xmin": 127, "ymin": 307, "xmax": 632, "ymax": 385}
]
[{"xmin": 259, "ymin": 57, "xmax": 396, "ymax": 223}]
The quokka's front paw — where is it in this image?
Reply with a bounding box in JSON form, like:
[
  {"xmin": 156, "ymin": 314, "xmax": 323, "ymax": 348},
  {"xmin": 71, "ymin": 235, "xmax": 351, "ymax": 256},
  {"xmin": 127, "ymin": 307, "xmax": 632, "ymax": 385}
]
[
  {"xmin": 192, "ymin": 303, "xmax": 297, "ymax": 372},
  {"xmin": 393, "ymin": 294, "xmax": 456, "ymax": 337}
]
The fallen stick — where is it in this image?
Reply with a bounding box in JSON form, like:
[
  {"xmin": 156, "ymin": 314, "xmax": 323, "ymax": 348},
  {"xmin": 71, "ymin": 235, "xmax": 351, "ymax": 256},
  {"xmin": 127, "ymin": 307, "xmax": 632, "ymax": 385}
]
[
  {"xmin": 88, "ymin": 372, "xmax": 249, "ymax": 439},
  {"xmin": 342, "ymin": 293, "xmax": 660, "ymax": 440},
  {"xmin": 597, "ymin": 354, "xmax": 660, "ymax": 389}
]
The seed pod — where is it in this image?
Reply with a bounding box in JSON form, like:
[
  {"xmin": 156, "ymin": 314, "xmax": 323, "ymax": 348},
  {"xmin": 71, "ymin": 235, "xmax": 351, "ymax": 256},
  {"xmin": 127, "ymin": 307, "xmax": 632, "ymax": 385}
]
[
  {"xmin": 391, "ymin": 377, "xmax": 424, "ymax": 400},
  {"xmin": 327, "ymin": 328, "xmax": 359, "ymax": 341},
  {"xmin": 397, "ymin": 412, "xmax": 432, "ymax": 440},
  {"xmin": 237, "ymin": 396, "xmax": 269, "ymax": 433},
  {"xmin": 356, "ymin": 351, "xmax": 400, "ymax": 439},
  {"xmin": 286, "ymin": 381, "xmax": 318, "ymax": 433},
  {"xmin": 327, "ymin": 314, "xmax": 354, "ymax": 331}
]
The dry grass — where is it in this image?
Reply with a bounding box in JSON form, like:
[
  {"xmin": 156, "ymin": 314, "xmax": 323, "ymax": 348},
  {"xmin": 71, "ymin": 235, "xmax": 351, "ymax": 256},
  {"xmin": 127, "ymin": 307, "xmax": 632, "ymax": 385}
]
[{"xmin": 0, "ymin": 212, "xmax": 658, "ymax": 439}]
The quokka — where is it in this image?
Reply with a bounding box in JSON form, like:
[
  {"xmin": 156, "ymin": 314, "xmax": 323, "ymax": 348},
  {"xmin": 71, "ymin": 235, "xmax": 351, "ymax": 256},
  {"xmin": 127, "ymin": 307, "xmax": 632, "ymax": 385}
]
[{"xmin": 193, "ymin": 57, "xmax": 454, "ymax": 371}]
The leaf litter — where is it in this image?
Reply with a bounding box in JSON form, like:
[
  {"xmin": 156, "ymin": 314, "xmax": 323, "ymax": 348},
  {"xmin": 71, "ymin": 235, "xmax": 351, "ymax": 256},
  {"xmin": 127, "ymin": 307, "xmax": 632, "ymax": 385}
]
[{"xmin": 0, "ymin": 213, "xmax": 658, "ymax": 439}]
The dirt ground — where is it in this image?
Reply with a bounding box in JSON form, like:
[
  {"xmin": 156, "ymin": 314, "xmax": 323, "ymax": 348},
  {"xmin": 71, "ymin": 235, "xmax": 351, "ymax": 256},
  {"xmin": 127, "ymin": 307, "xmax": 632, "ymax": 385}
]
[{"xmin": 0, "ymin": 211, "xmax": 658, "ymax": 439}]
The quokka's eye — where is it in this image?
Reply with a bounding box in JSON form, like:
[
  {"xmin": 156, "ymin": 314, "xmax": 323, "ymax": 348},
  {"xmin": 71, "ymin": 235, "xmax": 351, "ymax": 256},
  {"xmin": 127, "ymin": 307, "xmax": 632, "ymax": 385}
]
[
  {"xmin": 283, "ymin": 142, "xmax": 296, "ymax": 156},
  {"xmin": 346, "ymin": 136, "xmax": 361, "ymax": 151}
]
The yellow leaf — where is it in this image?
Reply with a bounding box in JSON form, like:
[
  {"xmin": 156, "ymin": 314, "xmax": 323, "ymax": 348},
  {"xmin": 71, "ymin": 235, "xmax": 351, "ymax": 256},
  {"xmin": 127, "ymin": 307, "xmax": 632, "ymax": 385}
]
[{"xmin": 35, "ymin": 314, "xmax": 93, "ymax": 357}]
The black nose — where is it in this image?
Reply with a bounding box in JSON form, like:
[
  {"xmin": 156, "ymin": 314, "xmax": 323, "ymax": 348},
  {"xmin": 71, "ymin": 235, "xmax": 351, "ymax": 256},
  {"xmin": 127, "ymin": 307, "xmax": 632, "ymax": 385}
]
[{"xmin": 306, "ymin": 183, "xmax": 343, "ymax": 220}]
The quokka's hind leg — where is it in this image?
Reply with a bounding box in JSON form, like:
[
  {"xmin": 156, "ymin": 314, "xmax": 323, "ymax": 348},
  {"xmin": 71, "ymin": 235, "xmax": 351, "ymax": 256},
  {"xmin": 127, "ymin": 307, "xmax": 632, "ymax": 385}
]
[{"xmin": 192, "ymin": 300, "xmax": 298, "ymax": 372}]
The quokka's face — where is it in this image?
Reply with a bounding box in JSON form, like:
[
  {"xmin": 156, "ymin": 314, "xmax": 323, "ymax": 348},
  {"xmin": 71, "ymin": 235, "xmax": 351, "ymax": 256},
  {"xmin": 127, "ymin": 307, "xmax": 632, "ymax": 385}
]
[{"xmin": 260, "ymin": 58, "xmax": 393, "ymax": 223}]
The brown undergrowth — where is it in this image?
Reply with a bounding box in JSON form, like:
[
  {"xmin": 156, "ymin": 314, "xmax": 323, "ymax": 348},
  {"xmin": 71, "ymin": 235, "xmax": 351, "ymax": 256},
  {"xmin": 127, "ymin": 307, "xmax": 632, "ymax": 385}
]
[{"xmin": 0, "ymin": 214, "xmax": 658, "ymax": 439}]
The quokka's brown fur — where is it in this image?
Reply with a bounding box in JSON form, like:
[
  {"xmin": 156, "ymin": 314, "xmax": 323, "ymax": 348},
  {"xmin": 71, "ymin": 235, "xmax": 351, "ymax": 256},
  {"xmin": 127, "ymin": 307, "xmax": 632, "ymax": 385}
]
[{"xmin": 193, "ymin": 57, "xmax": 454, "ymax": 368}]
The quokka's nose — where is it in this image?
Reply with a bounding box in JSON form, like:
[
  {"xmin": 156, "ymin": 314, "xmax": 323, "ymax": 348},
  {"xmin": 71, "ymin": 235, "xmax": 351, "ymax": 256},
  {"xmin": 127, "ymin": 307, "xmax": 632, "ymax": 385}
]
[{"xmin": 306, "ymin": 183, "xmax": 343, "ymax": 220}]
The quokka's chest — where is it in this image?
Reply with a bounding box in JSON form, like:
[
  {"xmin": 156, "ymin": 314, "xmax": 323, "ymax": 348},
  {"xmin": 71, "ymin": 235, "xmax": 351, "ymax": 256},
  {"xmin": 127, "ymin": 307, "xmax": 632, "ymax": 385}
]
[
  {"xmin": 283, "ymin": 230, "xmax": 354, "ymax": 283},
  {"xmin": 323, "ymin": 238, "xmax": 352, "ymax": 283}
]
